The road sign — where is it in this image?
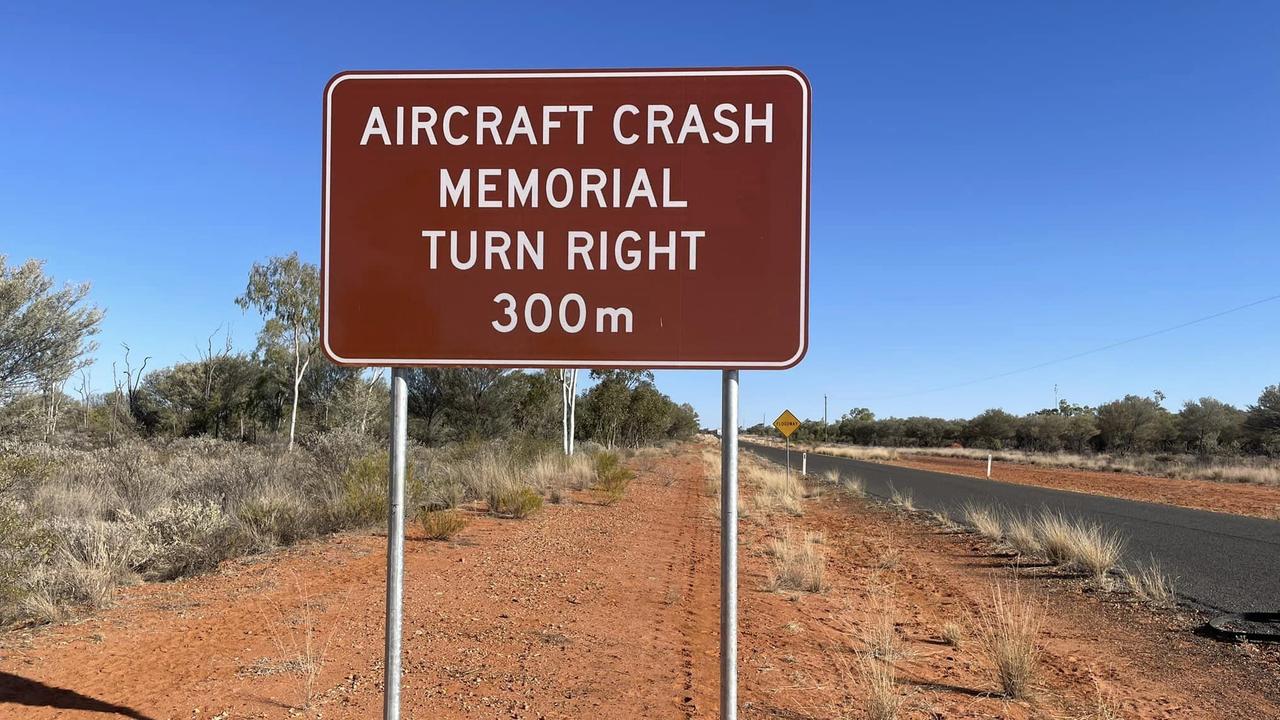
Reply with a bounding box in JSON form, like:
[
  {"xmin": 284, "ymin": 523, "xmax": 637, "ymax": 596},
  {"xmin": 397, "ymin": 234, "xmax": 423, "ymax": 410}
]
[
  {"xmin": 322, "ymin": 68, "xmax": 811, "ymax": 368},
  {"xmin": 773, "ymin": 409, "xmax": 801, "ymax": 438}
]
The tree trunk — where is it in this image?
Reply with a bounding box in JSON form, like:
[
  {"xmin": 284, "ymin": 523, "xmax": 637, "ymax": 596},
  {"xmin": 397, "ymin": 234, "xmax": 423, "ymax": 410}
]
[
  {"xmin": 289, "ymin": 373, "xmax": 302, "ymax": 451},
  {"xmin": 568, "ymin": 369, "xmax": 577, "ymax": 455}
]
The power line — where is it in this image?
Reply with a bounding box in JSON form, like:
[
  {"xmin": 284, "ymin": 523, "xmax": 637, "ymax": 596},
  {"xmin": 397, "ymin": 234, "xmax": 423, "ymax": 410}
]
[{"xmin": 855, "ymin": 292, "xmax": 1280, "ymax": 402}]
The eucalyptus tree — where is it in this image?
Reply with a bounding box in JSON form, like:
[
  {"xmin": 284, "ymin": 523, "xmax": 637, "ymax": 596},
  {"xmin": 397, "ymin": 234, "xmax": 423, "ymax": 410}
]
[
  {"xmin": 236, "ymin": 253, "xmax": 319, "ymax": 451},
  {"xmin": 0, "ymin": 257, "xmax": 103, "ymax": 438}
]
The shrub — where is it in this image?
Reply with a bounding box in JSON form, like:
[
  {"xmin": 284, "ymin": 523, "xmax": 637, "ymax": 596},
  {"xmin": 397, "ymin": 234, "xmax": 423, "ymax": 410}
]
[
  {"xmin": 0, "ymin": 455, "xmax": 53, "ymax": 495},
  {"xmin": 487, "ymin": 483, "xmax": 543, "ymax": 519},
  {"xmin": 418, "ymin": 509, "xmax": 469, "ymax": 540},
  {"xmin": 141, "ymin": 501, "xmax": 236, "ymax": 580},
  {"xmin": 593, "ymin": 451, "xmax": 634, "ymax": 505},
  {"xmin": 337, "ymin": 454, "xmax": 390, "ymax": 527},
  {"xmin": 0, "ymin": 499, "xmax": 54, "ymax": 614},
  {"xmin": 14, "ymin": 517, "xmax": 153, "ymax": 619},
  {"xmin": 236, "ymin": 483, "xmax": 315, "ymax": 550}
]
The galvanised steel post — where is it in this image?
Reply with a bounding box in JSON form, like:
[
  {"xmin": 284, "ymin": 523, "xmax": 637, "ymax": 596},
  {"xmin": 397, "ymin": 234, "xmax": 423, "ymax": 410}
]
[
  {"xmin": 385, "ymin": 368, "xmax": 409, "ymax": 720},
  {"xmin": 720, "ymin": 370, "xmax": 739, "ymax": 720}
]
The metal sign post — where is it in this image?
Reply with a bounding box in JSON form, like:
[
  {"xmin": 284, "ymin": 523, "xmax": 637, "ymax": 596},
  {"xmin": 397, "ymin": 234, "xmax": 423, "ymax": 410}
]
[
  {"xmin": 772, "ymin": 408, "xmax": 801, "ymax": 478},
  {"xmin": 720, "ymin": 370, "xmax": 739, "ymax": 720},
  {"xmin": 385, "ymin": 368, "xmax": 408, "ymax": 720}
]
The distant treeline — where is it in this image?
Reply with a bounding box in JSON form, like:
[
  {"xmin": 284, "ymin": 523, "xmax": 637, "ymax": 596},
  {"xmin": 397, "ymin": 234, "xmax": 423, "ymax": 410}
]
[
  {"xmin": 0, "ymin": 254, "xmax": 697, "ymax": 449},
  {"xmin": 747, "ymin": 391, "xmax": 1280, "ymax": 457}
]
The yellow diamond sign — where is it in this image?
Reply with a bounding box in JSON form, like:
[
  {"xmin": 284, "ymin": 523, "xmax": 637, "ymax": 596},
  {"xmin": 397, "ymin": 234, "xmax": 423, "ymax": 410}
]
[{"xmin": 772, "ymin": 409, "xmax": 801, "ymax": 438}]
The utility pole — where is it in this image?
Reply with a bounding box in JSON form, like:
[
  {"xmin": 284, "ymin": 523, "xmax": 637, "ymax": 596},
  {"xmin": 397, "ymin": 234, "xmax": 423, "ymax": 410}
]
[{"xmin": 823, "ymin": 394, "xmax": 828, "ymax": 442}]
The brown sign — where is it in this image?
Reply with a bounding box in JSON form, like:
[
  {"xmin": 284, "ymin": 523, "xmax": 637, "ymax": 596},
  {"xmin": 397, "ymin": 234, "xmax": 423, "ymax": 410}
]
[{"xmin": 322, "ymin": 68, "xmax": 810, "ymax": 368}]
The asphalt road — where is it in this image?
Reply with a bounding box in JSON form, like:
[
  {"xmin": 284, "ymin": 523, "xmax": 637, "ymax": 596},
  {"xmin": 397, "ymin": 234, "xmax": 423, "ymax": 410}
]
[{"xmin": 743, "ymin": 441, "xmax": 1280, "ymax": 614}]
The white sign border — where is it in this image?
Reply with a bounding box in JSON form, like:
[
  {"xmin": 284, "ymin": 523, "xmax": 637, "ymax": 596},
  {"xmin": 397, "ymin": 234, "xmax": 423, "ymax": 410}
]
[{"xmin": 322, "ymin": 68, "xmax": 810, "ymax": 369}]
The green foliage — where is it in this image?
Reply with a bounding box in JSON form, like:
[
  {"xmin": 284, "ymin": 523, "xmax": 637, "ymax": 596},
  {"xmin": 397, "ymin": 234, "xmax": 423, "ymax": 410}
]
[
  {"xmin": 235, "ymin": 484, "xmax": 314, "ymax": 549},
  {"xmin": 0, "ymin": 256, "xmax": 103, "ymax": 405},
  {"xmin": 418, "ymin": 509, "xmax": 468, "ymax": 540},
  {"xmin": 1245, "ymin": 384, "xmax": 1280, "ymax": 454},
  {"xmin": 593, "ymin": 450, "xmax": 635, "ymax": 505},
  {"xmin": 487, "ymin": 483, "xmax": 543, "ymax": 518},
  {"xmin": 966, "ymin": 409, "xmax": 1019, "ymax": 450},
  {"xmin": 141, "ymin": 502, "xmax": 236, "ymax": 580},
  {"xmin": 1096, "ymin": 395, "xmax": 1176, "ymax": 453},
  {"xmin": 0, "ymin": 454, "xmax": 53, "ymax": 494},
  {"xmin": 576, "ymin": 373, "xmax": 696, "ymax": 448},
  {"xmin": 337, "ymin": 453, "xmax": 407, "ymax": 527},
  {"xmin": 235, "ymin": 252, "xmax": 320, "ymax": 449},
  {"xmin": 1178, "ymin": 397, "xmax": 1245, "ymax": 454},
  {"xmin": 0, "ymin": 499, "xmax": 55, "ymax": 607}
]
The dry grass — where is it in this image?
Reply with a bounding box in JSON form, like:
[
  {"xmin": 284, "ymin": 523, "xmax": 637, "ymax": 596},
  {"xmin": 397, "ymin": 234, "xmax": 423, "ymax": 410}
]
[
  {"xmin": 527, "ymin": 452, "xmax": 595, "ymax": 493},
  {"xmin": 1035, "ymin": 512, "xmax": 1124, "ymax": 583},
  {"xmin": 0, "ymin": 434, "xmax": 610, "ymax": 624},
  {"xmin": 1083, "ymin": 681, "xmax": 1125, "ymax": 720},
  {"xmin": 940, "ymin": 621, "xmax": 964, "ymax": 648},
  {"xmin": 1004, "ymin": 514, "xmax": 1042, "ymax": 557},
  {"xmin": 767, "ymin": 531, "xmax": 827, "ymax": 593},
  {"xmin": 856, "ymin": 593, "xmax": 908, "ymax": 661},
  {"xmin": 855, "ymin": 653, "xmax": 904, "ymax": 720},
  {"xmin": 700, "ymin": 446, "xmax": 722, "ymax": 485},
  {"xmin": 1035, "ymin": 511, "xmax": 1079, "ymax": 566},
  {"xmin": 962, "ymin": 503, "xmax": 1004, "ymax": 541},
  {"xmin": 418, "ymin": 509, "xmax": 468, "ymax": 540},
  {"xmin": 1071, "ymin": 525, "xmax": 1125, "ymax": 584},
  {"xmin": 752, "ymin": 467, "xmax": 805, "ymax": 516},
  {"xmin": 1122, "ymin": 559, "xmax": 1177, "ymax": 607},
  {"xmin": 262, "ymin": 576, "xmax": 344, "ymax": 711},
  {"xmin": 874, "ymin": 540, "xmax": 902, "ymax": 570},
  {"xmin": 841, "ymin": 472, "xmax": 866, "ymax": 497},
  {"xmin": 887, "ymin": 484, "xmax": 915, "ymax": 512},
  {"xmin": 972, "ymin": 582, "xmax": 1043, "ymax": 699}
]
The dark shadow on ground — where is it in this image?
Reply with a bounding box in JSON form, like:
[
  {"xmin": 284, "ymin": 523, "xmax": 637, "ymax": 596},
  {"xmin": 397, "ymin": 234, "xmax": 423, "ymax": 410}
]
[
  {"xmin": 900, "ymin": 675, "xmax": 990, "ymax": 698},
  {"xmin": 0, "ymin": 671, "xmax": 156, "ymax": 719}
]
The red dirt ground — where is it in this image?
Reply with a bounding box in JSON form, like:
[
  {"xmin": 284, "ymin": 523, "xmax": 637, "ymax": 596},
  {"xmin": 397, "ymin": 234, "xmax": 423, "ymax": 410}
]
[{"xmin": 0, "ymin": 445, "xmax": 1276, "ymax": 719}]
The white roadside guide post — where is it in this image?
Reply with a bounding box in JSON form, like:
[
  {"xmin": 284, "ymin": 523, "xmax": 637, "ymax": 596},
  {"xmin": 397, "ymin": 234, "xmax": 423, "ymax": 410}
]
[
  {"xmin": 987, "ymin": 453, "xmax": 993, "ymax": 479},
  {"xmin": 720, "ymin": 370, "xmax": 740, "ymax": 719},
  {"xmin": 802, "ymin": 452, "xmax": 807, "ymax": 476}
]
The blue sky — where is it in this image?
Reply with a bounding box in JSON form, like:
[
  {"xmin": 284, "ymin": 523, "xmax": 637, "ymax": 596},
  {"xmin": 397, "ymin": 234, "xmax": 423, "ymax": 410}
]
[{"xmin": 3, "ymin": 2, "xmax": 1277, "ymax": 428}]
